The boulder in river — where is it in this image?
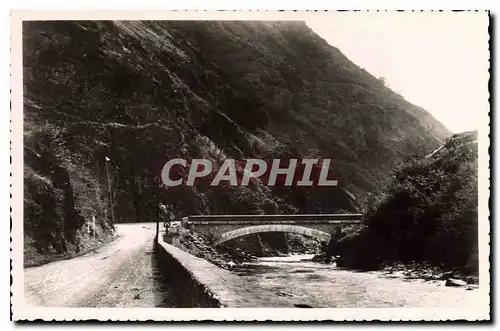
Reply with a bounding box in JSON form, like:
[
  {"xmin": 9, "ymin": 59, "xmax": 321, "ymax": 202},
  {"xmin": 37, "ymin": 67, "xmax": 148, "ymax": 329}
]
[
  {"xmin": 439, "ymin": 271, "xmax": 455, "ymax": 280},
  {"xmin": 445, "ymin": 278, "xmax": 468, "ymax": 287},
  {"xmin": 312, "ymin": 254, "xmax": 330, "ymax": 263}
]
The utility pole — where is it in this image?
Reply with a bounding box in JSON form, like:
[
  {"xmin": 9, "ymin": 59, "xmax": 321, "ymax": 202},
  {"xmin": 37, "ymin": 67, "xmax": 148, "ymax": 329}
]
[
  {"xmin": 105, "ymin": 156, "xmax": 116, "ymax": 225},
  {"xmin": 156, "ymin": 202, "xmax": 160, "ymax": 239}
]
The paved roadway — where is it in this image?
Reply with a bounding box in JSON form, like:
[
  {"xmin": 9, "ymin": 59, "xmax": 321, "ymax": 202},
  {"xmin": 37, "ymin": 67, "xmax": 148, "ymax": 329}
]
[{"xmin": 24, "ymin": 223, "xmax": 172, "ymax": 307}]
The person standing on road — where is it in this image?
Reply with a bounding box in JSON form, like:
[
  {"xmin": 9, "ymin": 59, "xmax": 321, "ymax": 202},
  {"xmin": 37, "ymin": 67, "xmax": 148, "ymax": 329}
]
[{"xmin": 159, "ymin": 203, "xmax": 176, "ymax": 234}]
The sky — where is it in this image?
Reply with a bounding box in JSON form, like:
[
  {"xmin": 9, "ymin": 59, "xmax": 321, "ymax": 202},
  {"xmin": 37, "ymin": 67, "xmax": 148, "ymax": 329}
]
[{"xmin": 306, "ymin": 12, "xmax": 489, "ymax": 133}]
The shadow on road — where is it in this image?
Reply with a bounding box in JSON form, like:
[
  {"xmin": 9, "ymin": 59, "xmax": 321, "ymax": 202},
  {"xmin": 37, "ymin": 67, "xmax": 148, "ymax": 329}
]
[{"xmin": 150, "ymin": 241, "xmax": 177, "ymax": 308}]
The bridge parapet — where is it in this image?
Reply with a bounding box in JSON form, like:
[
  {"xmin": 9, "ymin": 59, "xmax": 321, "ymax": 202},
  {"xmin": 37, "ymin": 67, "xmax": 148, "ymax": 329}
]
[
  {"xmin": 181, "ymin": 214, "xmax": 363, "ymax": 245},
  {"xmin": 183, "ymin": 214, "xmax": 362, "ymax": 223}
]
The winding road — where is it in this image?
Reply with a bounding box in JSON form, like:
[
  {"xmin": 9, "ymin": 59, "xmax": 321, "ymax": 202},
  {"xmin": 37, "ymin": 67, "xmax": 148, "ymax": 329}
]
[{"xmin": 24, "ymin": 223, "xmax": 172, "ymax": 308}]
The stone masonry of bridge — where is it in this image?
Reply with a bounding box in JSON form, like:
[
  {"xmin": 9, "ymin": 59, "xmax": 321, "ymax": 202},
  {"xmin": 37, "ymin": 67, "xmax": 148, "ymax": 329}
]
[{"xmin": 180, "ymin": 214, "xmax": 363, "ymax": 246}]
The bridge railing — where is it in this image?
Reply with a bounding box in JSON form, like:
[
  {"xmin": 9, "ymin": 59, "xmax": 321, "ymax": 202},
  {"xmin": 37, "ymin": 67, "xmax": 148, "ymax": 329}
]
[{"xmin": 181, "ymin": 214, "xmax": 363, "ymax": 226}]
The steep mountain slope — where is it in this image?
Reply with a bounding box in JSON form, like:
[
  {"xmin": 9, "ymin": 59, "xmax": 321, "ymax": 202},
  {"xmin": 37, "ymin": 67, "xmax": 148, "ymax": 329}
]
[
  {"xmin": 22, "ymin": 21, "xmax": 450, "ymax": 263},
  {"xmin": 328, "ymin": 131, "xmax": 478, "ymax": 273}
]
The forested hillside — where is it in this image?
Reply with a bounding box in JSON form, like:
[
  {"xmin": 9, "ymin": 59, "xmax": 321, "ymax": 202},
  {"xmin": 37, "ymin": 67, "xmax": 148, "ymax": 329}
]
[{"xmin": 328, "ymin": 131, "xmax": 478, "ymax": 273}]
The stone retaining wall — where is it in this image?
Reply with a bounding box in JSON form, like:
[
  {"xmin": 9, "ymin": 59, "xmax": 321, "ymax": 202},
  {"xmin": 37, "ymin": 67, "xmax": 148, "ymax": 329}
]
[{"xmin": 155, "ymin": 234, "xmax": 293, "ymax": 307}]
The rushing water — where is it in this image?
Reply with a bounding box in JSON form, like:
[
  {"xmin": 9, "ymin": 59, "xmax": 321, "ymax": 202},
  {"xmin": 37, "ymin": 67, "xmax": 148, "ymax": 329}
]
[{"xmin": 231, "ymin": 254, "xmax": 480, "ymax": 308}]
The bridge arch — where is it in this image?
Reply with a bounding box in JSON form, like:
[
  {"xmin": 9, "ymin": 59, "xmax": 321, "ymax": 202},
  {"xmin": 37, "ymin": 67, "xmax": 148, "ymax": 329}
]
[{"xmin": 214, "ymin": 224, "xmax": 331, "ymax": 246}]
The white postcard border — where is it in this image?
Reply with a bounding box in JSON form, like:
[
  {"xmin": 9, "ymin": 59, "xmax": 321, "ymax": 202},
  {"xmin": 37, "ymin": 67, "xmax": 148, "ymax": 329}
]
[{"xmin": 10, "ymin": 10, "xmax": 491, "ymax": 321}]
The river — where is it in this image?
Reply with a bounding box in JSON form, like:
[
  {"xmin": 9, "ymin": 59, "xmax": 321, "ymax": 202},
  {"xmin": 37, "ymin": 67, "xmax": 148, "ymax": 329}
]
[{"xmin": 231, "ymin": 254, "xmax": 480, "ymax": 308}]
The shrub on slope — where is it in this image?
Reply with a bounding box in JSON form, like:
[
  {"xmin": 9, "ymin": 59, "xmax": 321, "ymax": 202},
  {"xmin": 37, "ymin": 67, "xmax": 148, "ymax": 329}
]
[{"xmin": 330, "ymin": 132, "xmax": 479, "ymax": 273}]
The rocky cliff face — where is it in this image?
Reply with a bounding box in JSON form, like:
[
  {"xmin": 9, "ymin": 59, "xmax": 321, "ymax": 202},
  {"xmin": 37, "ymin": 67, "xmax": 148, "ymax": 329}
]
[{"xmin": 22, "ymin": 21, "xmax": 450, "ymax": 264}]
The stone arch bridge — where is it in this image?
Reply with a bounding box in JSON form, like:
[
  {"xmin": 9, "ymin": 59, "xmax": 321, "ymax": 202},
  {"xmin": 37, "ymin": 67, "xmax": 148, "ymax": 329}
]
[{"xmin": 180, "ymin": 214, "xmax": 363, "ymax": 246}]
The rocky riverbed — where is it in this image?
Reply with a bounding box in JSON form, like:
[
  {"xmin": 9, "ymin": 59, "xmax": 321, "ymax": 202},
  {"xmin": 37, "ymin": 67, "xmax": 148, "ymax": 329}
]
[
  {"xmin": 166, "ymin": 226, "xmax": 256, "ymax": 270},
  {"xmin": 377, "ymin": 262, "xmax": 479, "ymax": 288},
  {"xmin": 230, "ymin": 255, "xmax": 482, "ymax": 308},
  {"xmin": 167, "ymin": 226, "xmax": 478, "ymax": 290}
]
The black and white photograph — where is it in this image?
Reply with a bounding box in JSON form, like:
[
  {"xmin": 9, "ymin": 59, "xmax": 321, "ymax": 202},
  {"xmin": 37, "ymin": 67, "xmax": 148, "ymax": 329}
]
[{"xmin": 10, "ymin": 10, "xmax": 490, "ymax": 321}]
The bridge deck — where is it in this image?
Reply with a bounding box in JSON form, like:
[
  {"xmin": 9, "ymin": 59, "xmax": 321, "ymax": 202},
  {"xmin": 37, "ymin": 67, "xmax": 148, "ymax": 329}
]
[{"xmin": 183, "ymin": 214, "xmax": 363, "ymax": 225}]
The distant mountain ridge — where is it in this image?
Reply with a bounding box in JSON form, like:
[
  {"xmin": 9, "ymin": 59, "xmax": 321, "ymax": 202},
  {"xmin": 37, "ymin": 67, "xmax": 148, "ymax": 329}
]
[{"xmin": 22, "ymin": 21, "xmax": 450, "ymax": 264}]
